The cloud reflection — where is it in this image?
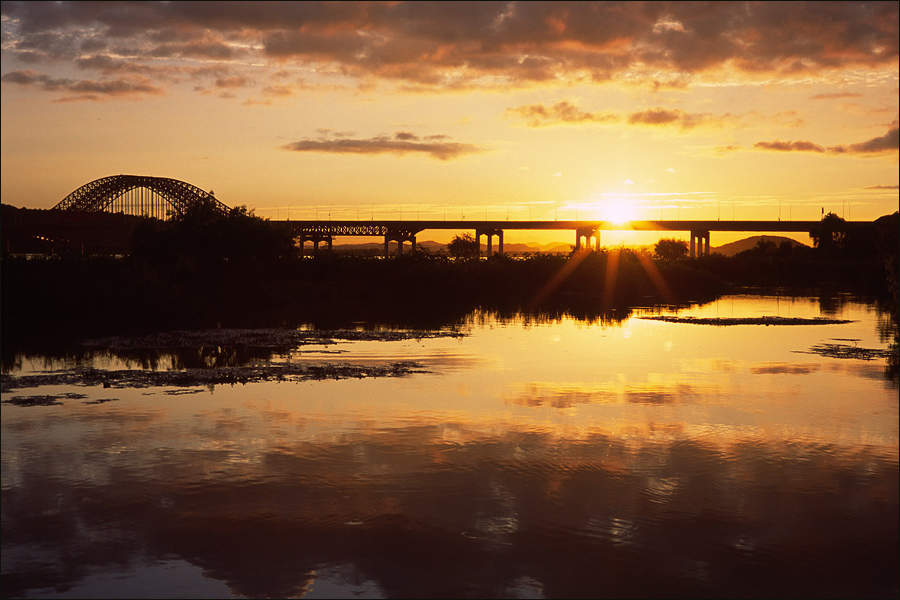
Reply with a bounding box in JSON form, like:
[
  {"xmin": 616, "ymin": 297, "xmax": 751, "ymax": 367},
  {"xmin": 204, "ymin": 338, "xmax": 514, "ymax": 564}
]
[
  {"xmin": 505, "ymin": 381, "xmax": 706, "ymax": 408},
  {"xmin": 2, "ymin": 416, "xmax": 897, "ymax": 599}
]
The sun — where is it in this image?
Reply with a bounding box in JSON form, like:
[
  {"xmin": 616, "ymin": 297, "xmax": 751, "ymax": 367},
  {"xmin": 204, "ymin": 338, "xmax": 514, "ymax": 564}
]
[{"xmin": 602, "ymin": 198, "xmax": 638, "ymax": 224}]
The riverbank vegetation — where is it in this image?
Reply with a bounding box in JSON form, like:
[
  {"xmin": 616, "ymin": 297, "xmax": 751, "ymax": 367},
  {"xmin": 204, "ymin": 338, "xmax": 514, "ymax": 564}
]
[{"xmin": 2, "ymin": 206, "xmax": 897, "ymax": 355}]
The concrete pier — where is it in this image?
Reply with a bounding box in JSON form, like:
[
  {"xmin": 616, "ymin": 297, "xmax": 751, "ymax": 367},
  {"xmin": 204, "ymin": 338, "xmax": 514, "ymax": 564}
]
[
  {"xmin": 384, "ymin": 228, "xmax": 420, "ymax": 257},
  {"xmin": 690, "ymin": 230, "xmax": 710, "ymax": 257},
  {"xmin": 476, "ymin": 228, "xmax": 504, "ymax": 257},
  {"xmin": 575, "ymin": 227, "xmax": 601, "ymax": 252}
]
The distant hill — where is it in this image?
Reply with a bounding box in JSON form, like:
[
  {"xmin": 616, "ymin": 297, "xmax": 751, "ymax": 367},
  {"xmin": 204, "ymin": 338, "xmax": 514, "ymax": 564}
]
[
  {"xmin": 712, "ymin": 235, "xmax": 809, "ymax": 257},
  {"xmin": 334, "ymin": 236, "xmax": 816, "ymax": 256}
]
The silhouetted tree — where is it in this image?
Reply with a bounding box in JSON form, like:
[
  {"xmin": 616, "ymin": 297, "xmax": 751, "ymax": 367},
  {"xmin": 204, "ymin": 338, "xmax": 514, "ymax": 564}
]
[
  {"xmin": 132, "ymin": 199, "xmax": 295, "ymax": 266},
  {"xmin": 447, "ymin": 233, "xmax": 480, "ymax": 259},
  {"xmin": 653, "ymin": 238, "xmax": 689, "ymax": 260},
  {"xmin": 810, "ymin": 212, "xmax": 848, "ymax": 254}
]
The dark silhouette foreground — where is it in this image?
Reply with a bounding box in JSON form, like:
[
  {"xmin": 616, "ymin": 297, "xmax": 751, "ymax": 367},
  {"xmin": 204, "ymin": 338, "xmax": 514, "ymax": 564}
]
[{"xmin": 1, "ymin": 208, "xmax": 896, "ymax": 353}]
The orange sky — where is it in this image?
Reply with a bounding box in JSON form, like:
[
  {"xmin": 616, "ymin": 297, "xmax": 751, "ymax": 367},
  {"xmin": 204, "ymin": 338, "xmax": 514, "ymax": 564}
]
[{"xmin": 1, "ymin": 1, "xmax": 897, "ymax": 245}]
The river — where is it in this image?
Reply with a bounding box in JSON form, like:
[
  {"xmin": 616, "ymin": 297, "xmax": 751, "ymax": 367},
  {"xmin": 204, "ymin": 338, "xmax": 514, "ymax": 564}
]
[{"xmin": 2, "ymin": 294, "xmax": 897, "ymax": 599}]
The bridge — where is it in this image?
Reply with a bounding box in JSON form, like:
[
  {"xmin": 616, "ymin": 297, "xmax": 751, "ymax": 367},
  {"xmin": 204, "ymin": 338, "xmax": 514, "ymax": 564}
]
[
  {"xmin": 1, "ymin": 175, "xmax": 229, "ymax": 254},
  {"xmin": 53, "ymin": 174, "xmax": 229, "ymax": 219},
  {"xmin": 280, "ymin": 218, "xmax": 864, "ymax": 258},
  {"xmin": 17, "ymin": 174, "xmax": 869, "ymax": 257}
]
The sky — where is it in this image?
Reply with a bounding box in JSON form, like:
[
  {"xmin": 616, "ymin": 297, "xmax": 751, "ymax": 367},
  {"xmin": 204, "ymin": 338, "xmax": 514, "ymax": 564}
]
[{"xmin": 1, "ymin": 1, "xmax": 898, "ymax": 246}]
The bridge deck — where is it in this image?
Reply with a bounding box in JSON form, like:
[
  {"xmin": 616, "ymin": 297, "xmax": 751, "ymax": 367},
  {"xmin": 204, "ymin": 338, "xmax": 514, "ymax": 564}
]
[{"xmin": 278, "ymin": 219, "xmax": 863, "ymax": 235}]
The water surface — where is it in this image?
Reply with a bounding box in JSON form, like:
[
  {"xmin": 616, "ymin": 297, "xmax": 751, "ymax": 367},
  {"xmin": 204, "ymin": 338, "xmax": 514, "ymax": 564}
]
[{"xmin": 2, "ymin": 294, "xmax": 897, "ymax": 598}]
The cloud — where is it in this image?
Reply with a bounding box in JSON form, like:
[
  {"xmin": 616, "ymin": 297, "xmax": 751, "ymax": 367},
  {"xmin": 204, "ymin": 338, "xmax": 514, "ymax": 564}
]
[
  {"xmin": 315, "ymin": 128, "xmax": 355, "ymax": 138},
  {"xmin": 261, "ymin": 85, "xmax": 293, "ymax": 97},
  {"xmin": 840, "ymin": 126, "xmax": 899, "ymax": 153},
  {"xmin": 505, "ymin": 100, "xmax": 619, "ymax": 127},
  {"xmin": 75, "ymin": 55, "xmax": 160, "ymax": 76},
  {"xmin": 628, "ymin": 108, "xmax": 683, "ymax": 126},
  {"xmin": 214, "ymin": 76, "xmax": 253, "ymax": 89},
  {"xmin": 754, "ymin": 126, "xmax": 899, "ymax": 155},
  {"xmin": 713, "ymin": 145, "xmax": 743, "ymax": 155},
  {"xmin": 754, "ymin": 140, "xmax": 827, "ymax": 153},
  {"xmin": 1, "ymin": 1, "xmax": 896, "ymax": 95},
  {"xmin": 281, "ymin": 131, "xmax": 486, "ymax": 161},
  {"xmin": 811, "ymin": 92, "xmax": 863, "ymax": 100},
  {"xmin": 15, "ymin": 55, "xmax": 239, "ymax": 88},
  {"xmin": 147, "ymin": 39, "xmax": 241, "ymax": 61},
  {"xmin": 627, "ymin": 107, "xmax": 734, "ymax": 129},
  {"xmin": 507, "ymin": 101, "xmax": 739, "ymax": 130},
  {"xmin": 242, "ymin": 98, "xmax": 272, "ymax": 107},
  {"xmin": 1, "ymin": 69, "xmax": 164, "ymax": 100},
  {"xmin": 864, "ymin": 184, "xmax": 899, "ymax": 189}
]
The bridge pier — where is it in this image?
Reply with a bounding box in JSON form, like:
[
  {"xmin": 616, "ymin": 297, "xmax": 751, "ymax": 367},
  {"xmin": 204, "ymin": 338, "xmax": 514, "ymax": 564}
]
[
  {"xmin": 575, "ymin": 227, "xmax": 600, "ymax": 252},
  {"xmin": 690, "ymin": 230, "xmax": 710, "ymax": 257},
  {"xmin": 384, "ymin": 228, "xmax": 420, "ymax": 257},
  {"xmin": 476, "ymin": 228, "xmax": 504, "ymax": 257},
  {"xmin": 297, "ymin": 234, "xmax": 333, "ymax": 257}
]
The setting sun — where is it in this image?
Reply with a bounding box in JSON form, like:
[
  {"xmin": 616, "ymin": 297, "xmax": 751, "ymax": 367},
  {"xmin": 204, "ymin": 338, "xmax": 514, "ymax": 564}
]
[{"xmin": 602, "ymin": 198, "xmax": 639, "ymax": 224}]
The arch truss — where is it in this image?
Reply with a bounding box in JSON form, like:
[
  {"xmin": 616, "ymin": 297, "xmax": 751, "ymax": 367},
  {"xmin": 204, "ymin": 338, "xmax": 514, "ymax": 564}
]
[{"xmin": 54, "ymin": 175, "xmax": 229, "ymax": 220}]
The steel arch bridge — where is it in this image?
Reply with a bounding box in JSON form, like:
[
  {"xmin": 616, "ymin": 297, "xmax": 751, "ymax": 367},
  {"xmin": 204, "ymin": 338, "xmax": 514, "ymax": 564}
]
[{"xmin": 53, "ymin": 175, "xmax": 229, "ymax": 219}]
